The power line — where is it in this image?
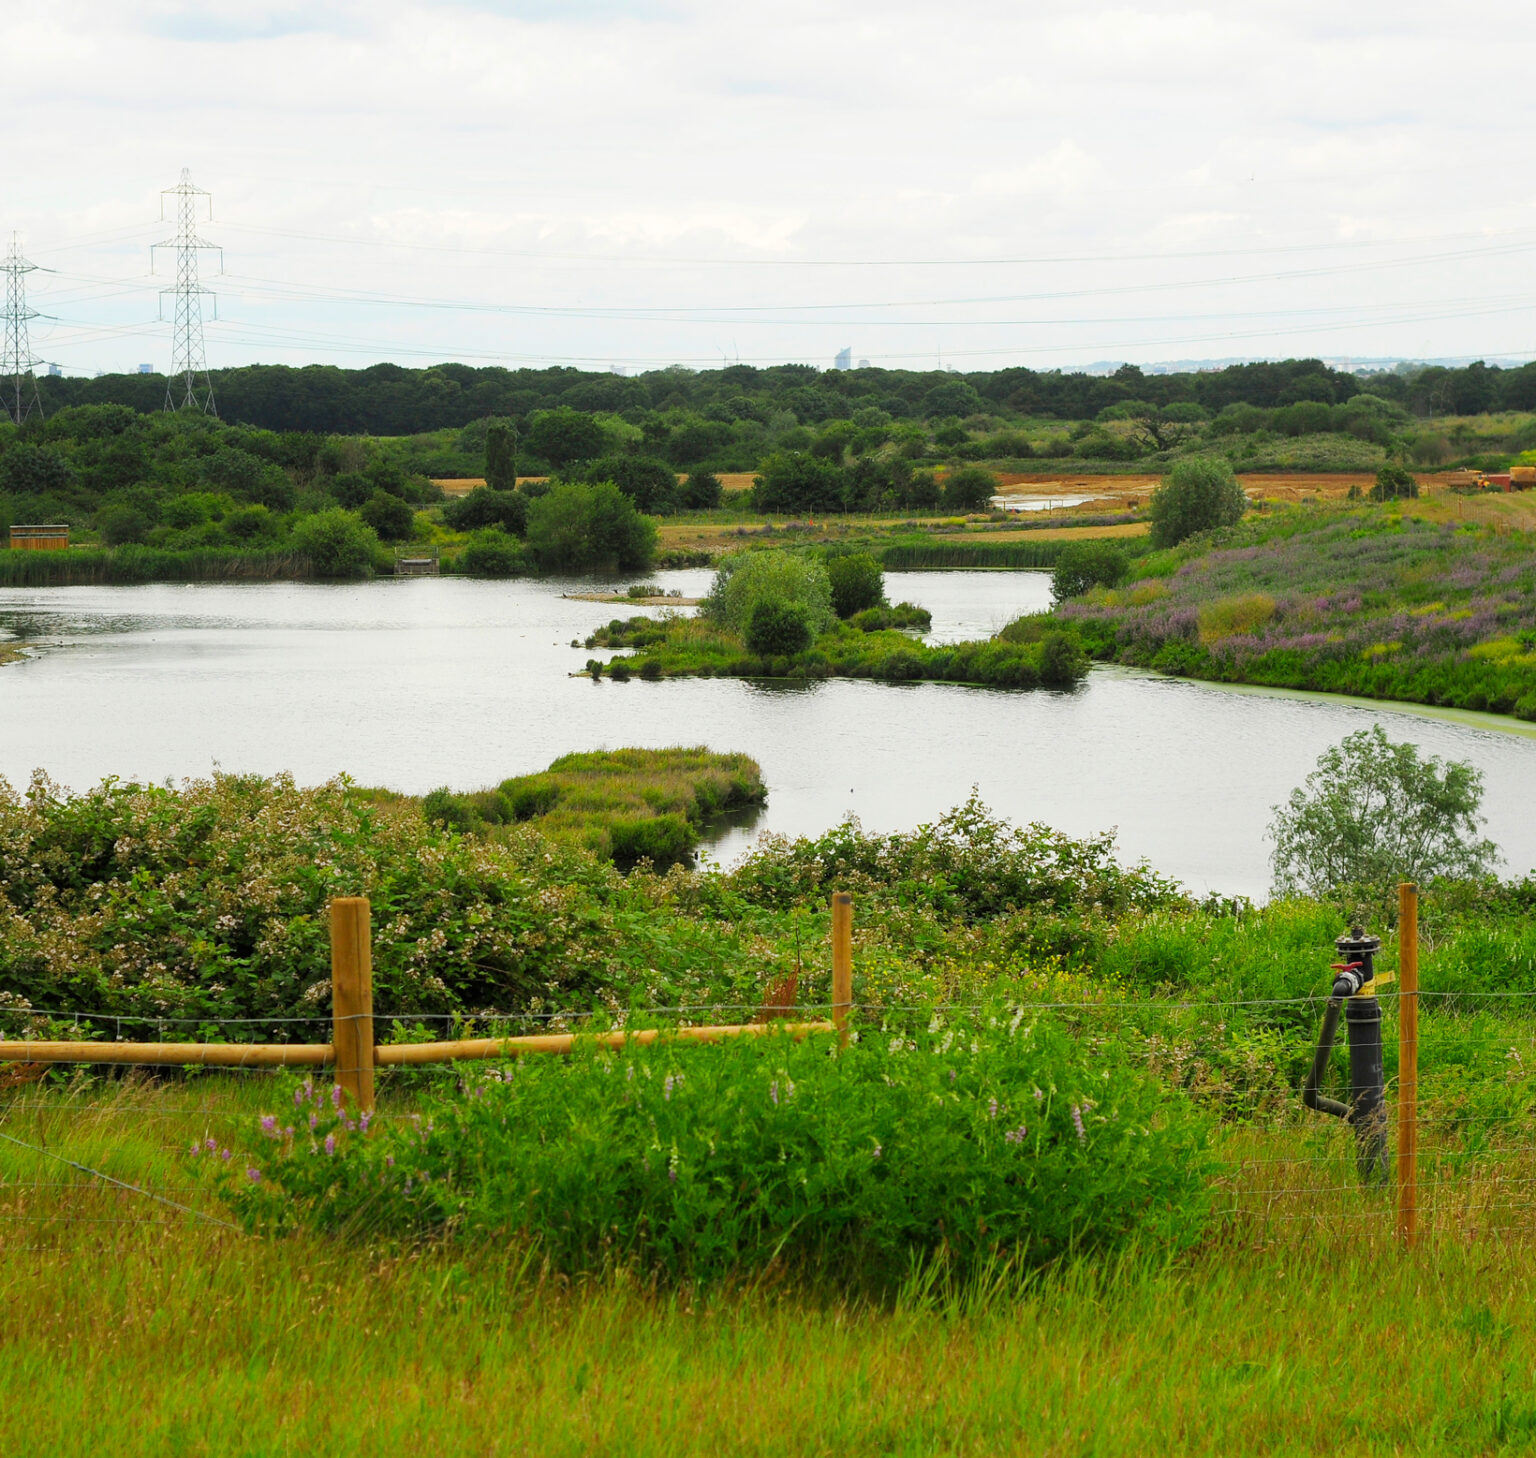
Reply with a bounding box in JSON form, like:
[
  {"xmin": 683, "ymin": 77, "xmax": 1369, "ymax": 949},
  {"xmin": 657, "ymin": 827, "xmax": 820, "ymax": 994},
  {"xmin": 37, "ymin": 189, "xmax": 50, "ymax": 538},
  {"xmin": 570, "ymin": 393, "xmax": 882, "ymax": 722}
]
[
  {"xmin": 1, "ymin": 234, "xmax": 44, "ymax": 426},
  {"xmin": 151, "ymin": 169, "xmax": 223, "ymax": 415}
]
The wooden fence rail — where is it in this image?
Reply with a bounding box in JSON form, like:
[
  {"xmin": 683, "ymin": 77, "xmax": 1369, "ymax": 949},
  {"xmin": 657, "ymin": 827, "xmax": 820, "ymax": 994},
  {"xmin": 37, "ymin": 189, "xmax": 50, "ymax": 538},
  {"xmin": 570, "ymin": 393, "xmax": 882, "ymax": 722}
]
[{"xmin": 0, "ymin": 895, "xmax": 847, "ymax": 1113}]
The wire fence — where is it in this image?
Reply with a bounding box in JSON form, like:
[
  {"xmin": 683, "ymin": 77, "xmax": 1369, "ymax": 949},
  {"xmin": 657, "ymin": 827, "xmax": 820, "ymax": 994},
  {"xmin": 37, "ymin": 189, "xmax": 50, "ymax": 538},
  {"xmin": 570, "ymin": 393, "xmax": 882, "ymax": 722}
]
[{"xmin": 3, "ymin": 887, "xmax": 1534, "ymax": 1248}]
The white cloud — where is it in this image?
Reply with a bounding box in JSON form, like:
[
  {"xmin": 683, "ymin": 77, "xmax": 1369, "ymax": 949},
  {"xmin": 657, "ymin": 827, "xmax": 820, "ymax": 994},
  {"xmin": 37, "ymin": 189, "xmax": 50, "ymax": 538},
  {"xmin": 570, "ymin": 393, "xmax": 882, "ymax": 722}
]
[{"xmin": 8, "ymin": 0, "xmax": 1536, "ymax": 373}]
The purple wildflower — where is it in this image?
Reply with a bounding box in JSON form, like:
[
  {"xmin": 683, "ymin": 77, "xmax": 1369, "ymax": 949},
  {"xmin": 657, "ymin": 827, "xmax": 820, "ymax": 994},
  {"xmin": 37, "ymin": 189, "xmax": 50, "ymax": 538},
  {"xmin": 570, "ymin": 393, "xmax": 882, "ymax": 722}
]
[
  {"xmin": 259, "ymin": 1115, "xmax": 278, "ymax": 1137},
  {"xmin": 386, "ymin": 1155, "xmax": 395, "ymax": 1167},
  {"xmin": 1004, "ymin": 1126, "xmax": 1027, "ymax": 1144},
  {"xmin": 246, "ymin": 1167, "xmax": 262, "ymax": 1184},
  {"xmin": 668, "ymin": 1167, "xmax": 677, "ymax": 1182},
  {"xmin": 330, "ymin": 1084, "xmax": 343, "ymax": 1110},
  {"xmin": 770, "ymin": 1080, "xmax": 779, "ymax": 1107},
  {"xmin": 204, "ymin": 1136, "xmax": 217, "ymax": 1153},
  {"xmin": 987, "ymin": 1098, "xmax": 998, "ymax": 1120},
  {"xmin": 220, "ymin": 1148, "xmax": 231, "ymax": 1161},
  {"xmin": 872, "ymin": 1143, "xmax": 882, "ymax": 1158},
  {"xmin": 324, "ymin": 1133, "xmax": 336, "ymax": 1156},
  {"xmin": 1071, "ymin": 1104, "xmax": 1086, "ymax": 1143},
  {"xmin": 308, "ymin": 1111, "xmax": 318, "ymax": 1132},
  {"xmin": 294, "ymin": 1085, "xmax": 305, "ymax": 1108},
  {"xmin": 188, "ymin": 1140, "xmax": 200, "ymax": 1156},
  {"xmin": 359, "ymin": 1111, "xmax": 372, "ymax": 1133}
]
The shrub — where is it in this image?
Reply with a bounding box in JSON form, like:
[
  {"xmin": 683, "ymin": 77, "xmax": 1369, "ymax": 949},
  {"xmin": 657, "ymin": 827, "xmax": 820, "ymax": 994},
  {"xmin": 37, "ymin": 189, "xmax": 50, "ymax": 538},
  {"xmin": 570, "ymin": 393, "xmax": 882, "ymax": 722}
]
[
  {"xmin": 1050, "ymin": 542, "xmax": 1129, "ymax": 602},
  {"xmin": 484, "ymin": 422, "xmax": 517, "ymax": 492},
  {"xmin": 360, "ymin": 490, "xmax": 415, "ymax": 541},
  {"xmin": 750, "ymin": 451, "xmax": 846, "ymax": 514},
  {"xmin": 745, "ymin": 600, "xmax": 813, "ymax": 656},
  {"xmin": 704, "ymin": 551, "xmax": 835, "ymax": 637},
  {"xmin": 422, "ymin": 787, "xmax": 476, "ymax": 832},
  {"xmin": 95, "ymin": 504, "xmax": 153, "ymax": 547},
  {"xmin": 941, "ymin": 466, "xmax": 997, "ymax": 512},
  {"xmin": 1039, "ymin": 630, "xmax": 1089, "ymax": 686},
  {"xmin": 445, "ymin": 487, "xmax": 528, "ymax": 537},
  {"xmin": 1370, "ymin": 463, "xmax": 1419, "ymax": 501},
  {"xmin": 680, "ymin": 470, "xmax": 723, "ymax": 509},
  {"xmin": 826, "ymin": 551, "xmax": 884, "ymax": 618},
  {"xmin": 220, "ymin": 1013, "xmax": 1213, "ymax": 1285},
  {"xmin": 458, "ymin": 529, "xmax": 525, "ymax": 578},
  {"xmin": 607, "ymin": 811, "xmax": 694, "ymax": 869},
  {"xmin": 525, "ymin": 482, "xmax": 657, "ymax": 574},
  {"xmin": 566, "ymin": 455, "xmax": 678, "ymax": 514},
  {"xmin": 291, "ymin": 508, "xmax": 380, "ymax": 579},
  {"xmin": 1148, "ymin": 458, "xmax": 1248, "ymax": 547}
]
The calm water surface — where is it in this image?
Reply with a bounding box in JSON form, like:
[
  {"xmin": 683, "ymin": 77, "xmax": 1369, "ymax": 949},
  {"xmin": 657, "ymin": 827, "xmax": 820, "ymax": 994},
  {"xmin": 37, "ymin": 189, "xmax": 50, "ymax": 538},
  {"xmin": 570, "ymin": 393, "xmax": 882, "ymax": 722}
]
[{"xmin": 3, "ymin": 570, "xmax": 1534, "ymax": 900}]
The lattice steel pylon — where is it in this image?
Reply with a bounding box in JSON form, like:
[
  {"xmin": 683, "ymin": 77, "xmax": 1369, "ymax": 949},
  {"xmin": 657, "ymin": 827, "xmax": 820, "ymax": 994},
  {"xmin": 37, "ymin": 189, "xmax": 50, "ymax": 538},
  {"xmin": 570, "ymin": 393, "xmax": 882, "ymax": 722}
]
[
  {"xmin": 1, "ymin": 233, "xmax": 43, "ymax": 427},
  {"xmin": 152, "ymin": 168, "xmax": 223, "ymax": 415}
]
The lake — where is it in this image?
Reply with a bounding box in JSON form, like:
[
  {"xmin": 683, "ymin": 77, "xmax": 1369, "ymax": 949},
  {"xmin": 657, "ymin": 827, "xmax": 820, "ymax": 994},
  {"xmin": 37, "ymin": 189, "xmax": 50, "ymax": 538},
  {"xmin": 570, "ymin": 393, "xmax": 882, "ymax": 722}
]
[{"xmin": 3, "ymin": 569, "xmax": 1534, "ymax": 900}]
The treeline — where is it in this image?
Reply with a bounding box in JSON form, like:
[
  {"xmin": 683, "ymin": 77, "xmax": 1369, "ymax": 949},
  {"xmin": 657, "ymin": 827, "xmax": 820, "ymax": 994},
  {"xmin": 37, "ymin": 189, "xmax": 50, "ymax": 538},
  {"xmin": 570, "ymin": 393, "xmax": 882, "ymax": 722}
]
[{"xmin": 30, "ymin": 356, "xmax": 1536, "ymax": 438}]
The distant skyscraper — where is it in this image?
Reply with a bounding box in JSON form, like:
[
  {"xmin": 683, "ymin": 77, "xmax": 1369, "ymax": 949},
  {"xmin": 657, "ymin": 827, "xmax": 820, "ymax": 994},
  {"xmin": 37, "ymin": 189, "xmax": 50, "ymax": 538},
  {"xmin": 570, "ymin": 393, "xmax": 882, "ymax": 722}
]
[
  {"xmin": 858, "ymin": 359, "xmax": 871, "ymax": 369},
  {"xmin": 137, "ymin": 363, "xmax": 154, "ymax": 374},
  {"xmin": 833, "ymin": 347, "xmax": 852, "ymax": 370},
  {"xmin": 46, "ymin": 363, "xmax": 61, "ymax": 377}
]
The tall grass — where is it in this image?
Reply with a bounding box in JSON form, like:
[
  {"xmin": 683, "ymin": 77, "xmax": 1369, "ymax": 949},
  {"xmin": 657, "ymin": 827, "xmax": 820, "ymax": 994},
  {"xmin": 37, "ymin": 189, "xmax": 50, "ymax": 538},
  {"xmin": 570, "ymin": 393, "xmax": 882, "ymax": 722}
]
[
  {"xmin": 0, "ymin": 546, "xmax": 313, "ymax": 585},
  {"xmin": 5, "ymin": 1073, "xmax": 1536, "ymax": 1454},
  {"xmin": 879, "ymin": 538, "xmax": 1074, "ymax": 570}
]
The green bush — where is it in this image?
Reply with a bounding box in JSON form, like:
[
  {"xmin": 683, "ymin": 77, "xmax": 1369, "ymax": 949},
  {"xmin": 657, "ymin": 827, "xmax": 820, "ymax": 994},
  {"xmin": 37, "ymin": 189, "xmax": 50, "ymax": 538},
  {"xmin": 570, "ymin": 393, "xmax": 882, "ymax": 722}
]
[
  {"xmin": 360, "ymin": 490, "xmax": 415, "ymax": 542},
  {"xmin": 680, "ymin": 470, "xmax": 723, "ymax": 509},
  {"xmin": 941, "ymin": 466, "xmax": 997, "ymax": 512},
  {"xmin": 1051, "ymin": 542, "xmax": 1130, "ymax": 603},
  {"xmin": 826, "ymin": 551, "xmax": 885, "ymax": 618},
  {"xmin": 525, "ymin": 481, "xmax": 657, "ymax": 574},
  {"xmin": 445, "ymin": 487, "xmax": 528, "ymax": 537},
  {"xmin": 607, "ymin": 811, "xmax": 695, "ymax": 870},
  {"xmin": 220, "ymin": 1013, "xmax": 1213, "ymax": 1285},
  {"xmin": 291, "ymin": 509, "xmax": 380, "ymax": 579},
  {"xmin": 1370, "ymin": 463, "xmax": 1419, "ymax": 501},
  {"xmin": 1149, "ymin": 458, "xmax": 1248, "ymax": 548},
  {"xmin": 704, "ymin": 550, "xmax": 835, "ymax": 637},
  {"xmin": 422, "ymin": 787, "xmax": 476, "ymax": 832},
  {"xmin": 458, "ymin": 529, "xmax": 525, "ymax": 578},
  {"xmin": 745, "ymin": 600, "xmax": 813, "ymax": 656}
]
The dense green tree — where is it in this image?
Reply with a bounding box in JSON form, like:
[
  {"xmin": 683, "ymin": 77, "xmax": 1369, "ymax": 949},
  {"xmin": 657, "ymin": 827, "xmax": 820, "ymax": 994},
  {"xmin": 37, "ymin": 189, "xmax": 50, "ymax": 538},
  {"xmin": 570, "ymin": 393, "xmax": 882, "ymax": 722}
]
[
  {"xmin": 566, "ymin": 455, "xmax": 677, "ymax": 514},
  {"xmin": 744, "ymin": 600, "xmax": 813, "ymax": 657},
  {"xmin": 1149, "ymin": 458, "xmax": 1248, "ymax": 548},
  {"xmin": 1269, "ymin": 726, "xmax": 1499, "ymax": 895},
  {"xmin": 704, "ymin": 551, "xmax": 835, "ymax": 637},
  {"xmin": 826, "ymin": 552, "xmax": 885, "ymax": 618},
  {"xmin": 525, "ymin": 407, "xmax": 605, "ymax": 471},
  {"xmin": 1369, "ymin": 464, "xmax": 1419, "ymax": 501},
  {"xmin": 484, "ymin": 422, "xmax": 517, "ymax": 492},
  {"xmin": 941, "ymin": 466, "xmax": 997, "ymax": 512},
  {"xmin": 96, "ymin": 503, "xmax": 153, "ymax": 546},
  {"xmin": 458, "ymin": 529, "xmax": 525, "ymax": 577},
  {"xmin": 680, "ymin": 470, "xmax": 722, "ymax": 509},
  {"xmin": 361, "ymin": 489, "xmax": 416, "ymax": 541},
  {"xmin": 445, "ymin": 486, "xmax": 528, "ymax": 536},
  {"xmin": 524, "ymin": 482, "xmax": 656, "ymax": 573},
  {"xmin": 1050, "ymin": 543, "xmax": 1130, "ymax": 603},
  {"xmin": 750, "ymin": 451, "xmax": 845, "ymax": 514},
  {"xmin": 0, "ymin": 444, "xmax": 75, "ymax": 495}
]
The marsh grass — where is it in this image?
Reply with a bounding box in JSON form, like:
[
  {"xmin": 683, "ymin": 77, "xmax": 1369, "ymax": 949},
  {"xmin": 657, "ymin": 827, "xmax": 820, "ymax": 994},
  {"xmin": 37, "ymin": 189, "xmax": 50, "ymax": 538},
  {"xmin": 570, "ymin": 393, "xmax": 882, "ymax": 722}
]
[{"xmin": 7, "ymin": 1072, "xmax": 1536, "ymax": 1454}]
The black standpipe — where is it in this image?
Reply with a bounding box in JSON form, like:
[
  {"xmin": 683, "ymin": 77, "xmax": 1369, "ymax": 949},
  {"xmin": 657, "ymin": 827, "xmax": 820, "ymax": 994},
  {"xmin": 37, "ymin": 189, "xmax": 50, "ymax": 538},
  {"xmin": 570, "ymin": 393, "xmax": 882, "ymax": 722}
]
[{"xmin": 1302, "ymin": 927, "xmax": 1391, "ymax": 1186}]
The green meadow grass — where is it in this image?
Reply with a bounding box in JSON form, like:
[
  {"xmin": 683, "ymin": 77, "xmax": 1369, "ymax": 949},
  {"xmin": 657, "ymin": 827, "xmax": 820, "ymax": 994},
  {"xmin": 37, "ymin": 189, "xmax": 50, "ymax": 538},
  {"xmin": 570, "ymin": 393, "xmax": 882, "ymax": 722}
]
[{"xmin": 4, "ymin": 1072, "xmax": 1536, "ymax": 1456}]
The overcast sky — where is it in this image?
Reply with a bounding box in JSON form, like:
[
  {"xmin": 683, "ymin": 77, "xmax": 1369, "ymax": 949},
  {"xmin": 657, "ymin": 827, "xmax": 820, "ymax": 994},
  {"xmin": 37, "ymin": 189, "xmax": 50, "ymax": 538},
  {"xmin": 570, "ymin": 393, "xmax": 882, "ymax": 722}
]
[{"xmin": 7, "ymin": 0, "xmax": 1536, "ymax": 378}]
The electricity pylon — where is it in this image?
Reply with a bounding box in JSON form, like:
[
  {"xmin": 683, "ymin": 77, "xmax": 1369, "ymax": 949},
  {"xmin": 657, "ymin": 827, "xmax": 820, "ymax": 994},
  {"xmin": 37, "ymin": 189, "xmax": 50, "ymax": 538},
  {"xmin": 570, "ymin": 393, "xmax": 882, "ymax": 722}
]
[
  {"xmin": 1, "ymin": 234, "xmax": 43, "ymax": 426},
  {"xmin": 152, "ymin": 168, "xmax": 222, "ymax": 414}
]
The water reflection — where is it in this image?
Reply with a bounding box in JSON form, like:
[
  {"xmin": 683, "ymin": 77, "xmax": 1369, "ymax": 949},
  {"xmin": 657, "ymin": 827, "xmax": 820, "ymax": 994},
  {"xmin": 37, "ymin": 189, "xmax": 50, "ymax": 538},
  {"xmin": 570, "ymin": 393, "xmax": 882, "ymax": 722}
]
[{"xmin": 1, "ymin": 572, "xmax": 1533, "ymax": 900}]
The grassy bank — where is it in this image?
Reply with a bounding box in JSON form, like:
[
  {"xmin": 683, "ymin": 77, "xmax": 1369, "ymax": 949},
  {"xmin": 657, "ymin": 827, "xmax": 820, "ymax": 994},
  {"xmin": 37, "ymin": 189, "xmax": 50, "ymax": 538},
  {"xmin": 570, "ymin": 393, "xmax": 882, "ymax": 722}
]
[
  {"xmin": 585, "ymin": 611, "xmax": 1088, "ymax": 690},
  {"xmin": 1055, "ymin": 496, "xmax": 1536, "ymax": 719},
  {"xmin": 417, "ymin": 748, "xmax": 766, "ymax": 869},
  {"xmin": 4, "ymin": 1073, "xmax": 1536, "ymax": 1455},
  {"xmin": 7, "ymin": 777, "xmax": 1536, "ymax": 1449}
]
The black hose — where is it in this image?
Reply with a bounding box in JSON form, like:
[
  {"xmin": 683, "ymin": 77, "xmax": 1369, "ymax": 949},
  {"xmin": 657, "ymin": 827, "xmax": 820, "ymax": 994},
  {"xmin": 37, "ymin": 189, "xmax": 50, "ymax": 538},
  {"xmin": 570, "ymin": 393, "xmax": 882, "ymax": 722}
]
[{"xmin": 1302, "ymin": 995, "xmax": 1350, "ymax": 1119}]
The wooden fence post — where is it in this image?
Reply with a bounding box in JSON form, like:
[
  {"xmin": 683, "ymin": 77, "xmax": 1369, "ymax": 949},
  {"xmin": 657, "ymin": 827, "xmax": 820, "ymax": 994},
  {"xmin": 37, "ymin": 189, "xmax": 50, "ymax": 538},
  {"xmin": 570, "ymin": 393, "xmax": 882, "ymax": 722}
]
[
  {"xmin": 331, "ymin": 897, "xmax": 374, "ymax": 1115},
  {"xmin": 831, "ymin": 892, "xmax": 853, "ymax": 1048},
  {"xmin": 1397, "ymin": 882, "xmax": 1419, "ymax": 1249}
]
